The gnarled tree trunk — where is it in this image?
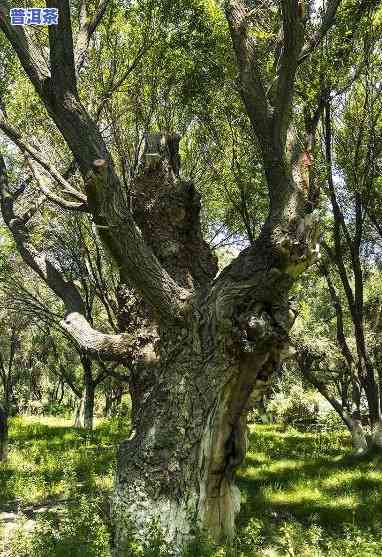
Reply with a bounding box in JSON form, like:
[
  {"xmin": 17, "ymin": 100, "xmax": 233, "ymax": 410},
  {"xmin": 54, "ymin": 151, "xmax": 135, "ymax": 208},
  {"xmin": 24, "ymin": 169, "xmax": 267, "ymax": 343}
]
[
  {"xmin": 112, "ymin": 292, "xmax": 291, "ymax": 550},
  {"xmin": 111, "ymin": 120, "xmax": 312, "ymax": 547}
]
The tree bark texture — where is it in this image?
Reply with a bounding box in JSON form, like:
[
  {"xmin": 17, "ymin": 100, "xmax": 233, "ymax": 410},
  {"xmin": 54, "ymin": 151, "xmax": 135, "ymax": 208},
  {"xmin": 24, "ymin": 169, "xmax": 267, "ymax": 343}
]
[{"xmin": 113, "ymin": 301, "xmax": 289, "ymax": 549}]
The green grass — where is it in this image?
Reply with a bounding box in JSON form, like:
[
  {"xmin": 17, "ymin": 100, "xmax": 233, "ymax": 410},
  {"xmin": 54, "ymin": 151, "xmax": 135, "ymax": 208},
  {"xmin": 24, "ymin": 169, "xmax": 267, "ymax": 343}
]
[
  {"xmin": 0, "ymin": 416, "xmax": 129, "ymax": 507},
  {"xmin": 1, "ymin": 419, "xmax": 382, "ymax": 556},
  {"xmin": 235, "ymin": 425, "xmax": 382, "ymax": 555}
]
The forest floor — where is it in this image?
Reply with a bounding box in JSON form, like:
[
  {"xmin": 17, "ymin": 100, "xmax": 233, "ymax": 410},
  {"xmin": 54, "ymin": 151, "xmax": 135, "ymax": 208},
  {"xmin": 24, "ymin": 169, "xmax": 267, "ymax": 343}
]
[{"xmin": 1, "ymin": 418, "xmax": 382, "ymax": 556}]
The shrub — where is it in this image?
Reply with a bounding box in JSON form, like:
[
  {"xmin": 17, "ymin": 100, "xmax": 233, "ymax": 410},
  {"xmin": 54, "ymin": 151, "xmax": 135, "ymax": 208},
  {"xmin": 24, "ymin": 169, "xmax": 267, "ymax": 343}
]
[
  {"xmin": 317, "ymin": 409, "xmax": 346, "ymax": 432},
  {"xmin": 267, "ymin": 384, "xmax": 320, "ymax": 429}
]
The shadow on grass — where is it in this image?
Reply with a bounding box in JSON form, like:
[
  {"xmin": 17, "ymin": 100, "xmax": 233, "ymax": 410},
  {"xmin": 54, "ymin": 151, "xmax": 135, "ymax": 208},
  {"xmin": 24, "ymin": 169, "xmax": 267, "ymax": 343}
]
[{"xmin": 237, "ymin": 425, "xmax": 382, "ymax": 544}]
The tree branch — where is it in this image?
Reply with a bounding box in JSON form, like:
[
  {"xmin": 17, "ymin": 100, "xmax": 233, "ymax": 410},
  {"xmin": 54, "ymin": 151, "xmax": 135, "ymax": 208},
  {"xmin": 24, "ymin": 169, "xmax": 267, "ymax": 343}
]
[
  {"xmin": 27, "ymin": 158, "xmax": 89, "ymax": 212},
  {"xmin": 49, "ymin": 338, "xmax": 83, "ymax": 398},
  {"xmin": 297, "ymin": 350, "xmax": 353, "ymax": 430},
  {"xmin": 95, "ymin": 43, "xmax": 149, "ymax": 121},
  {"xmin": 0, "ymin": 0, "xmax": 50, "ymax": 95},
  {"xmin": 225, "ymin": 0, "xmax": 271, "ymax": 144},
  {"xmin": 272, "ymin": 0, "xmax": 305, "ymax": 143},
  {"xmin": 46, "ymin": 0, "xmax": 77, "ymax": 94},
  {"xmin": 0, "ymin": 117, "xmax": 87, "ymax": 203},
  {"xmin": 324, "ymin": 102, "xmax": 357, "ymax": 320},
  {"xmin": 320, "ymin": 263, "xmax": 354, "ymax": 369},
  {"xmin": 299, "ymin": 0, "xmax": 343, "ymax": 63},
  {"xmin": 94, "ymin": 361, "xmax": 128, "ymax": 386},
  {"xmin": 75, "ymin": 0, "xmax": 111, "ymax": 71},
  {"xmin": 1, "ymin": 4, "xmax": 191, "ymax": 323},
  {"xmin": 0, "ymin": 155, "xmax": 136, "ymax": 362}
]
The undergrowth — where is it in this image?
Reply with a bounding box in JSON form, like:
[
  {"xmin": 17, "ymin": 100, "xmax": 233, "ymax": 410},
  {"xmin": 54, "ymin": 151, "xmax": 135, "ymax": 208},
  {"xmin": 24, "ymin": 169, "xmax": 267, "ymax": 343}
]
[{"xmin": 1, "ymin": 419, "xmax": 382, "ymax": 556}]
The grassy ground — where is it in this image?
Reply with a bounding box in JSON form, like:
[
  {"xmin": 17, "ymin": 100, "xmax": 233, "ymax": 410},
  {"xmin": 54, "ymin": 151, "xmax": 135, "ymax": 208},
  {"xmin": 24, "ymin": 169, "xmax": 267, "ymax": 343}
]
[{"xmin": 1, "ymin": 418, "xmax": 382, "ymax": 556}]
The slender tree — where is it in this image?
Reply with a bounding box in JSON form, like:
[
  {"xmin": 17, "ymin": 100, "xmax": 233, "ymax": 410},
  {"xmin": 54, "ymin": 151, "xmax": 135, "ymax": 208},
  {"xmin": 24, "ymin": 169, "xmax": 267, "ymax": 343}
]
[
  {"xmin": 323, "ymin": 67, "xmax": 382, "ymax": 445},
  {"xmin": 0, "ymin": 311, "xmax": 31, "ymax": 460}
]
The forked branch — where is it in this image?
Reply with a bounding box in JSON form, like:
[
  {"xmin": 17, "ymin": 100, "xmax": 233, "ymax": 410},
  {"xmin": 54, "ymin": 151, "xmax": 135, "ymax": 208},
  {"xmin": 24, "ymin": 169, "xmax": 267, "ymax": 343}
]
[
  {"xmin": 75, "ymin": 0, "xmax": 111, "ymax": 70},
  {"xmin": 0, "ymin": 117, "xmax": 87, "ymax": 204}
]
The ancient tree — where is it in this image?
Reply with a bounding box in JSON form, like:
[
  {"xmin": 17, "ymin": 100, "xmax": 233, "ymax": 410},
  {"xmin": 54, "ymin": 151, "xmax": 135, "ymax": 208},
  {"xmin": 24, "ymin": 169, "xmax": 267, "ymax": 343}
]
[{"xmin": 0, "ymin": 0, "xmax": 377, "ymax": 551}]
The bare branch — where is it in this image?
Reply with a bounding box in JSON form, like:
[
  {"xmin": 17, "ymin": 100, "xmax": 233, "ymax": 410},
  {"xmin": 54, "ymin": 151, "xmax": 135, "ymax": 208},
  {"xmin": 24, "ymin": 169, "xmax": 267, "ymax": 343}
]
[
  {"xmin": 0, "ymin": 155, "xmax": 135, "ymax": 362},
  {"xmin": 27, "ymin": 158, "xmax": 89, "ymax": 212}
]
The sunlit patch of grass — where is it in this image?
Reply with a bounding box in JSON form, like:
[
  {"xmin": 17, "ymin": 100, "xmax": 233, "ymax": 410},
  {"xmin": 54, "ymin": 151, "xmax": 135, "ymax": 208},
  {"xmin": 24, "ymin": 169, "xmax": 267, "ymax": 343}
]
[
  {"xmin": 262, "ymin": 484, "xmax": 323, "ymax": 506},
  {"xmin": 237, "ymin": 424, "xmax": 382, "ymax": 555}
]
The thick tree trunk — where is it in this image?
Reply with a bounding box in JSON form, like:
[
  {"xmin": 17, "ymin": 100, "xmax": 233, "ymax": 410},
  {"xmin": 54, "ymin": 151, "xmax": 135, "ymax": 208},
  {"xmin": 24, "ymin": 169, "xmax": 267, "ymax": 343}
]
[
  {"xmin": 112, "ymin": 298, "xmax": 289, "ymax": 553},
  {"xmin": 110, "ymin": 120, "xmax": 320, "ymax": 552},
  {"xmin": 0, "ymin": 403, "xmax": 8, "ymax": 462}
]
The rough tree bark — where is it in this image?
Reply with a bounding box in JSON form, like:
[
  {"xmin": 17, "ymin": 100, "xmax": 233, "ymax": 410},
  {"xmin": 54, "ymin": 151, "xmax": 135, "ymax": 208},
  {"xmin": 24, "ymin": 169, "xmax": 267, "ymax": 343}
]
[{"xmin": 0, "ymin": 0, "xmax": 368, "ymax": 551}]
